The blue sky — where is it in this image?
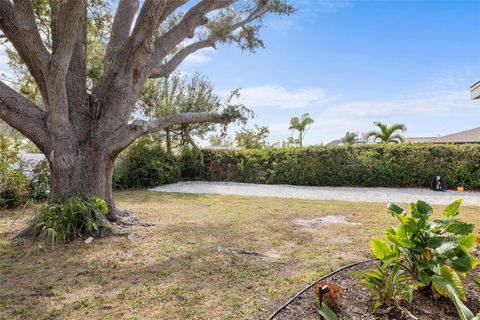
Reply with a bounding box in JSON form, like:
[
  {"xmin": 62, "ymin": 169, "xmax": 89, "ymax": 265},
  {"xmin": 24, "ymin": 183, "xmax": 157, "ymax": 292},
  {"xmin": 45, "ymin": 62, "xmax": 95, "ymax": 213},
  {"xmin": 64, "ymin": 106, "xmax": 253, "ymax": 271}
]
[
  {"xmin": 182, "ymin": 0, "xmax": 480, "ymax": 145},
  {"xmin": 1, "ymin": 0, "xmax": 479, "ymax": 145}
]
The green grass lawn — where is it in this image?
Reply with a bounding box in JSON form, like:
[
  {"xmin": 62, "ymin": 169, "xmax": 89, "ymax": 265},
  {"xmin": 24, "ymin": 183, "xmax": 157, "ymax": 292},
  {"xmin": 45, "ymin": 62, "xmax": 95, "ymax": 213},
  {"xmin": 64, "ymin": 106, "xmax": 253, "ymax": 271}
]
[{"xmin": 0, "ymin": 191, "xmax": 478, "ymax": 320}]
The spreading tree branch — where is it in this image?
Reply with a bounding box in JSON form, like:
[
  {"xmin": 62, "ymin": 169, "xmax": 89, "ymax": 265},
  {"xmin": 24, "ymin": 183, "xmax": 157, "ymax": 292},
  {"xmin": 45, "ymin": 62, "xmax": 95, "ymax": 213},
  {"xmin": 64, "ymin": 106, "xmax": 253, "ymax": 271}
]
[
  {"xmin": 51, "ymin": 0, "xmax": 88, "ymax": 71},
  {"xmin": 105, "ymin": 111, "xmax": 229, "ymax": 155},
  {"xmin": 0, "ymin": 0, "xmax": 51, "ymax": 102},
  {"xmin": 65, "ymin": 4, "xmax": 90, "ymax": 133},
  {"xmin": 0, "ymin": 80, "xmax": 49, "ymax": 150},
  {"xmin": 130, "ymin": 112, "xmax": 229, "ymax": 135},
  {"xmin": 147, "ymin": 0, "xmax": 235, "ymax": 76},
  {"xmin": 92, "ymin": 0, "xmax": 187, "ymax": 109},
  {"xmin": 104, "ymin": 0, "xmax": 140, "ymax": 67},
  {"xmin": 149, "ymin": 39, "xmax": 214, "ymax": 78},
  {"xmin": 148, "ymin": 0, "xmax": 272, "ymax": 79}
]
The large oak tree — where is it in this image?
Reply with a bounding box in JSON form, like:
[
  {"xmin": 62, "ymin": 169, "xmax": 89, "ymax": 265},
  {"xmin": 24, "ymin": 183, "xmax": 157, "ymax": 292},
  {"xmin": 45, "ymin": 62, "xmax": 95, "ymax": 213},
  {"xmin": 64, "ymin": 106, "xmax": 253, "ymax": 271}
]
[{"xmin": 0, "ymin": 0, "xmax": 292, "ymax": 219}]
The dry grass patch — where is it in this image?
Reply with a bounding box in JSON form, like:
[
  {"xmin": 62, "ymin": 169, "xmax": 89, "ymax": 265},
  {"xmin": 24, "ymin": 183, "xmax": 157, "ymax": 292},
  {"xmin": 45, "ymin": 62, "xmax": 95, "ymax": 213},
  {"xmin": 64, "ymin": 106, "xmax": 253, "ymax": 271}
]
[{"xmin": 0, "ymin": 191, "xmax": 478, "ymax": 320}]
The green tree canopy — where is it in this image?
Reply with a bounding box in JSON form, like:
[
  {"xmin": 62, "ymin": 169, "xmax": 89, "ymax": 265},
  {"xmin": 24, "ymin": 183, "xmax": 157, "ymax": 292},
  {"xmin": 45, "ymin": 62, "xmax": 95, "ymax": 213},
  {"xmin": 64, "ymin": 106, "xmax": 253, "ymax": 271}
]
[
  {"xmin": 235, "ymin": 125, "xmax": 270, "ymax": 149},
  {"xmin": 341, "ymin": 131, "xmax": 359, "ymax": 145}
]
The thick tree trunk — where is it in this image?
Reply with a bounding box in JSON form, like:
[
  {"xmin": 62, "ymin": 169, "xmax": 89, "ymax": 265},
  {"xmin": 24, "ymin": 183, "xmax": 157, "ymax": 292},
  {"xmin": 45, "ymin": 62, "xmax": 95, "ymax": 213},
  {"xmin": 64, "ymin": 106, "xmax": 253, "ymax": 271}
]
[
  {"xmin": 48, "ymin": 142, "xmax": 119, "ymax": 220},
  {"xmin": 0, "ymin": 0, "xmax": 285, "ymax": 234}
]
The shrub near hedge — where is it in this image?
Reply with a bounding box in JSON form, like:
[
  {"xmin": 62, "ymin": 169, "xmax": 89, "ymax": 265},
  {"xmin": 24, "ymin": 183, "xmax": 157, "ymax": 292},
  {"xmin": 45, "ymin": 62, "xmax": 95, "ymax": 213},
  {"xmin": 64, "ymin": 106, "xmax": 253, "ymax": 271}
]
[
  {"xmin": 197, "ymin": 144, "xmax": 480, "ymax": 189},
  {"xmin": 113, "ymin": 137, "xmax": 180, "ymax": 190},
  {"xmin": 0, "ymin": 138, "xmax": 29, "ymax": 208}
]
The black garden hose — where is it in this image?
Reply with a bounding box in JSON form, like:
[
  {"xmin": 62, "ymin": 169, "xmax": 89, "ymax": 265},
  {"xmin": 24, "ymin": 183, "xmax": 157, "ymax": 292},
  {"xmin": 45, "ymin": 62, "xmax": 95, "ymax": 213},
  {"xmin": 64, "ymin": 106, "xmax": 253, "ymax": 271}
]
[{"xmin": 266, "ymin": 258, "xmax": 377, "ymax": 320}]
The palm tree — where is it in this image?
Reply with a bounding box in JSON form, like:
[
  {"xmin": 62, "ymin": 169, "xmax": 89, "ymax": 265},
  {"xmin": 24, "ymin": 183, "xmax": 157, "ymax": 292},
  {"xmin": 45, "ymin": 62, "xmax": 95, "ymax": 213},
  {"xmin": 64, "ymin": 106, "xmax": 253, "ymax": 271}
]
[
  {"xmin": 341, "ymin": 131, "xmax": 358, "ymax": 145},
  {"xmin": 366, "ymin": 121, "xmax": 407, "ymax": 143},
  {"xmin": 289, "ymin": 113, "xmax": 314, "ymax": 147}
]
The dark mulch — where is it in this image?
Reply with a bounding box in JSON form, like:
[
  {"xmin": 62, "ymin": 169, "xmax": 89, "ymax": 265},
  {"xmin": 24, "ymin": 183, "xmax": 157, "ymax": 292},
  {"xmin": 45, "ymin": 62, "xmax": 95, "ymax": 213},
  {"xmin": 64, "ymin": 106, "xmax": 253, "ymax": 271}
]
[{"xmin": 270, "ymin": 258, "xmax": 480, "ymax": 320}]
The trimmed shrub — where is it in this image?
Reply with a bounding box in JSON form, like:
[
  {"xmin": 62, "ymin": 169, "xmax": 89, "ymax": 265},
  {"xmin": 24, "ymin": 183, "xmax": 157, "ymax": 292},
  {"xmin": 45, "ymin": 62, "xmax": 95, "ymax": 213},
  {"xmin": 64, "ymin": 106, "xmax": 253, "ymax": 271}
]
[
  {"xmin": 28, "ymin": 160, "xmax": 51, "ymax": 201},
  {"xmin": 178, "ymin": 148, "xmax": 202, "ymax": 179},
  {"xmin": 113, "ymin": 137, "xmax": 180, "ymax": 190},
  {"xmin": 0, "ymin": 138, "xmax": 29, "ymax": 208},
  {"xmin": 195, "ymin": 144, "xmax": 480, "ymax": 189}
]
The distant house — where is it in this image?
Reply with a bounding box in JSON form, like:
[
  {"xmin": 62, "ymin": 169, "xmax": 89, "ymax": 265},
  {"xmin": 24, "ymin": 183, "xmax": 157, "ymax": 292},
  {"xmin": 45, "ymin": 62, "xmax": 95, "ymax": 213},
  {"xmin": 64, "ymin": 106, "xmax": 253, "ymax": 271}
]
[
  {"xmin": 326, "ymin": 139, "xmax": 343, "ymax": 146},
  {"xmin": 326, "ymin": 139, "xmax": 367, "ymax": 146},
  {"xmin": 428, "ymin": 127, "xmax": 480, "ymax": 144},
  {"xmin": 472, "ymin": 81, "xmax": 480, "ymax": 100},
  {"xmin": 13, "ymin": 151, "xmax": 46, "ymax": 177},
  {"xmin": 403, "ymin": 137, "xmax": 436, "ymax": 144},
  {"xmin": 405, "ymin": 127, "xmax": 480, "ymax": 144}
]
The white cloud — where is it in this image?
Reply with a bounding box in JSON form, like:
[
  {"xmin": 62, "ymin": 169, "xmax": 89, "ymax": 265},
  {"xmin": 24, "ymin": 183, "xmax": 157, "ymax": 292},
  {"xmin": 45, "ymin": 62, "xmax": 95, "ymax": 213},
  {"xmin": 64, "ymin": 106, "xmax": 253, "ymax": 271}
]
[
  {"xmin": 183, "ymin": 47, "xmax": 215, "ymax": 66},
  {"xmin": 217, "ymin": 77, "xmax": 478, "ymax": 145},
  {"xmin": 321, "ymin": 90, "xmax": 474, "ymax": 120},
  {"xmin": 309, "ymin": 87, "xmax": 478, "ymax": 143},
  {"xmin": 229, "ymin": 85, "xmax": 334, "ymax": 110}
]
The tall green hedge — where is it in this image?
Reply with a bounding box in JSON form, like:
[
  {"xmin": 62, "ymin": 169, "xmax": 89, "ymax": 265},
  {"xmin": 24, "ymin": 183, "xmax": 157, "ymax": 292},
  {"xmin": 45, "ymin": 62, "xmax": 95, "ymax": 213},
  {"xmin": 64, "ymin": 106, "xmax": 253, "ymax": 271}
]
[{"xmin": 189, "ymin": 144, "xmax": 480, "ymax": 189}]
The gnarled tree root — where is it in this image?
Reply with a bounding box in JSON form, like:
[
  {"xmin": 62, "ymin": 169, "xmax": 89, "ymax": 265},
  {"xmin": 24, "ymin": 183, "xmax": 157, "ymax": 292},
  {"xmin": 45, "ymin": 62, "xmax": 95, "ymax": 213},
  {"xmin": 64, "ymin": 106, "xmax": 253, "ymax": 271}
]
[{"xmin": 108, "ymin": 209, "xmax": 155, "ymax": 227}]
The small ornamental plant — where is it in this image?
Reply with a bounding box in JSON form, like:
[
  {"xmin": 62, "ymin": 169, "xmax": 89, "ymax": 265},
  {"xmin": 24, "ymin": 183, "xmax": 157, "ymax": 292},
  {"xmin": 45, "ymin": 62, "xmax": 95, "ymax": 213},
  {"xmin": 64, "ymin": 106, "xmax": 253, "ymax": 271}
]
[{"xmin": 313, "ymin": 280, "xmax": 344, "ymax": 310}]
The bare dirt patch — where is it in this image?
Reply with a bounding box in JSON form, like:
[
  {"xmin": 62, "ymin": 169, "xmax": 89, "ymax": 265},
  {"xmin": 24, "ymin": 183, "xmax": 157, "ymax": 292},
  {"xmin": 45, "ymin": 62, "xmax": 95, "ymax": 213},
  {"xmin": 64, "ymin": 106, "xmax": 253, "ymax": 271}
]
[{"xmin": 293, "ymin": 215, "xmax": 360, "ymax": 231}]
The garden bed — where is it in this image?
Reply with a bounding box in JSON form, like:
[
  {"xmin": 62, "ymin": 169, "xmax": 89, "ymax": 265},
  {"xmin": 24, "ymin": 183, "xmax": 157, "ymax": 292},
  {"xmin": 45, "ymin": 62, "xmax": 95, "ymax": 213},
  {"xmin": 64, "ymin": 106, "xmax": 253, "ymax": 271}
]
[{"xmin": 270, "ymin": 258, "xmax": 480, "ymax": 320}]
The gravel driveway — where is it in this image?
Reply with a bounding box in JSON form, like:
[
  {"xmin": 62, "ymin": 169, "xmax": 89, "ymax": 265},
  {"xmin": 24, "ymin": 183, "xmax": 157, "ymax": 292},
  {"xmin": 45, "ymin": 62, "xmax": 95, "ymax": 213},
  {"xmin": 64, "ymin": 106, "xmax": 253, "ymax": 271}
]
[{"xmin": 150, "ymin": 181, "xmax": 480, "ymax": 206}]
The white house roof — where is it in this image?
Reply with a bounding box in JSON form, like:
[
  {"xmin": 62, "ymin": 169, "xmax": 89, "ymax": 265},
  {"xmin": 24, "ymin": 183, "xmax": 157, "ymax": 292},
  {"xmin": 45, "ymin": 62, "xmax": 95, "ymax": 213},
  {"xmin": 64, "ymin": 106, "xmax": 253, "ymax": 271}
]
[
  {"xmin": 428, "ymin": 127, "xmax": 480, "ymax": 144},
  {"xmin": 472, "ymin": 81, "xmax": 480, "ymax": 100}
]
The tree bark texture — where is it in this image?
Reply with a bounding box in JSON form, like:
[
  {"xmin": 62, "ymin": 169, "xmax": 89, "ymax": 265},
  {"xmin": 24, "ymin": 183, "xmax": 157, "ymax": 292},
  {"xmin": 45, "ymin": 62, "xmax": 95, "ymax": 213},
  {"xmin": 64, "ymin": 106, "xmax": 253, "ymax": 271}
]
[{"xmin": 0, "ymin": 0, "xmax": 276, "ymax": 219}]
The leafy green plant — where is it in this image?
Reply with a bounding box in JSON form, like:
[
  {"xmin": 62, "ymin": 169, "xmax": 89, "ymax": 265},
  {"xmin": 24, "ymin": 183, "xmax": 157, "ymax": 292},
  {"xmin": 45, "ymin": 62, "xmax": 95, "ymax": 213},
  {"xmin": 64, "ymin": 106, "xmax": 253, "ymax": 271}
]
[
  {"xmin": 358, "ymin": 199, "xmax": 479, "ymax": 319},
  {"xmin": 430, "ymin": 265, "xmax": 480, "ymax": 320},
  {"xmin": 113, "ymin": 136, "xmax": 180, "ymax": 190},
  {"xmin": 0, "ymin": 138, "xmax": 29, "ymax": 208},
  {"xmin": 385, "ymin": 200, "xmax": 478, "ymax": 287},
  {"xmin": 28, "ymin": 160, "xmax": 50, "ymax": 201},
  {"xmin": 314, "ymin": 301, "xmax": 338, "ymax": 320},
  {"xmin": 353, "ymin": 263, "xmax": 423, "ymax": 313},
  {"xmin": 29, "ymin": 195, "xmax": 110, "ymax": 245}
]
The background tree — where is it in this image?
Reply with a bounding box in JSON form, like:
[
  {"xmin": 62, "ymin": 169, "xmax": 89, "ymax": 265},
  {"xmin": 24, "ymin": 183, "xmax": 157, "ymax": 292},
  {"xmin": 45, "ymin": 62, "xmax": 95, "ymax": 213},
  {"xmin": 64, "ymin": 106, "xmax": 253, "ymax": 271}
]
[
  {"xmin": 235, "ymin": 125, "xmax": 270, "ymax": 149},
  {"xmin": 209, "ymin": 132, "xmax": 234, "ymax": 148},
  {"xmin": 341, "ymin": 131, "xmax": 359, "ymax": 145},
  {"xmin": 138, "ymin": 72, "xmax": 230, "ymax": 156},
  {"xmin": 289, "ymin": 113, "xmax": 314, "ymax": 147},
  {"xmin": 366, "ymin": 121, "xmax": 407, "ymax": 144},
  {"xmin": 281, "ymin": 136, "xmax": 299, "ymax": 148},
  {"xmin": 0, "ymin": 0, "xmax": 294, "ymax": 221},
  {"xmin": 138, "ymin": 74, "xmax": 185, "ymax": 154}
]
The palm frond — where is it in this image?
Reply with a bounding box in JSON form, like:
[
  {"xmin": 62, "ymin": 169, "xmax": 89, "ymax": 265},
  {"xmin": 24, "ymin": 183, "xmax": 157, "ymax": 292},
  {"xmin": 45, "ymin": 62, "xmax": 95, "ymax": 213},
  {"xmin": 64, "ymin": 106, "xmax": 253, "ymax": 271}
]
[
  {"xmin": 389, "ymin": 133, "xmax": 404, "ymax": 143},
  {"xmin": 366, "ymin": 131, "xmax": 384, "ymax": 142},
  {"xmin": 390, "ymin": 123, "xmax": 407, "ymax": 132},
  {"xmin": 369, "ymin": 121, "xmax": 407, "ymax": 143}
]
